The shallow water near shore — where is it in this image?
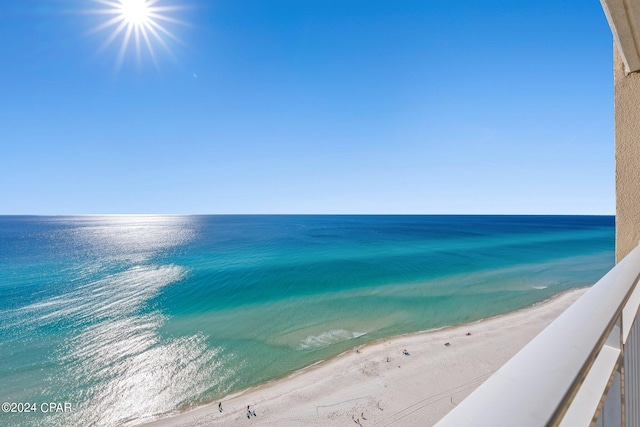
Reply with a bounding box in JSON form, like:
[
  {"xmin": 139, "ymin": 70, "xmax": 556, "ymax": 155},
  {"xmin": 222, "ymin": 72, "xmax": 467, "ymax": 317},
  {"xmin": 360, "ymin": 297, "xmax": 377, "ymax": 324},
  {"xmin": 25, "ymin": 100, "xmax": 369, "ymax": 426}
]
[{"xmin": 0, "ymin": 215, "xmax": 614, "ymax": 426}]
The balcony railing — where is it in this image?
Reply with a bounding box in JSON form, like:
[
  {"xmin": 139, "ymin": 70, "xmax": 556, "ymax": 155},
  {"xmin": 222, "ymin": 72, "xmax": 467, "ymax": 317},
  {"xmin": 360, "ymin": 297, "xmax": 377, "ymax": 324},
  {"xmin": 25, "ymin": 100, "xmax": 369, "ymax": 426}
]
[{"xmin": 435, "ymin": 244, "xmax": 640, "ymax": 427}]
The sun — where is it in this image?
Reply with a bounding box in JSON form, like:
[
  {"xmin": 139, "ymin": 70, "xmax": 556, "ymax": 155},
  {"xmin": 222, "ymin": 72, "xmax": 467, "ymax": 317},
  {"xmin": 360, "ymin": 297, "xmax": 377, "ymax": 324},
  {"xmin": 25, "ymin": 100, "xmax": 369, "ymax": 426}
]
[
  {"xmin": 88, "ymin": 0, "xmax": 187, "ymax": 71},
  {"xmin": 119, "ymin": 0, "xmax": 150, "ymax": 25}
]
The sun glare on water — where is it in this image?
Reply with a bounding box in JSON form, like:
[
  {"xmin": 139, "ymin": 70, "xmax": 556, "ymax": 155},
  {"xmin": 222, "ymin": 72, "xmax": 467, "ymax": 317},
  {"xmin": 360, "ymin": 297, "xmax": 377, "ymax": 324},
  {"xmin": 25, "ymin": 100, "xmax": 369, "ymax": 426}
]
[{"xmin": 90, "ymin": 0, "xmax": 187, "ymax": 70}]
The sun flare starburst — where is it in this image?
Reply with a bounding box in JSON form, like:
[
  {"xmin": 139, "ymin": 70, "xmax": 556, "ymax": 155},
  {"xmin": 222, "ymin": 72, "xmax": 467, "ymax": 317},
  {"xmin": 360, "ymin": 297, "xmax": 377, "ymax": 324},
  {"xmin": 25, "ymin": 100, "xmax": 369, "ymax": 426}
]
[
  {"xmin": 120, "ymin": 0, "xmax": 150, "ymax": 25},
  {"xmin": 89, "ymin": 0, "xmax": 187, "ymax": 71}
]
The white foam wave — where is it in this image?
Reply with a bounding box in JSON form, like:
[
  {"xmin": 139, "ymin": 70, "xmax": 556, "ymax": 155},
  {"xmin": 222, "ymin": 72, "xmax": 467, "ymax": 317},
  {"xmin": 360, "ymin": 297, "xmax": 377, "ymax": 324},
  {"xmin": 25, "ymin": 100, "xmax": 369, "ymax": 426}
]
[{"xmin": 297, "ymin": 329, "xmax": 367, "ymax": 350}]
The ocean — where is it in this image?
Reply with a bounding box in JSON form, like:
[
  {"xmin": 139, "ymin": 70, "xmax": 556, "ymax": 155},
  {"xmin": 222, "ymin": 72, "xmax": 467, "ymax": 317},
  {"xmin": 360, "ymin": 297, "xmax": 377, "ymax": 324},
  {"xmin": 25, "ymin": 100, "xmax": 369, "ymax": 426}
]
[{"xmin": 0, "ymin": 215, "xmax": 614, "ymax": 426}]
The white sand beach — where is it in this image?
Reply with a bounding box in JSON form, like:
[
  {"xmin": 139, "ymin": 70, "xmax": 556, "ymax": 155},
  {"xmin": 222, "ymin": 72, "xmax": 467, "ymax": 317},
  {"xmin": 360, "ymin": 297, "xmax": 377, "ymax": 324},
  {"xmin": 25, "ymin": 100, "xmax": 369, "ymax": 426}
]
[{"xmin": 145, "ymin": 288, "xmax": 587, "ymax": 427}]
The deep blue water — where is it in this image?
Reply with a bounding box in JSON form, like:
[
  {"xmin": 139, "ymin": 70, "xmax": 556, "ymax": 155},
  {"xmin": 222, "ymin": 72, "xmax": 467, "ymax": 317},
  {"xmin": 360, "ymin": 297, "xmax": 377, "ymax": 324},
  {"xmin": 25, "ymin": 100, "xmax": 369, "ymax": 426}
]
[{"xmin": 0, "ymin": 215, "xmax": 614, "ymax": 426}]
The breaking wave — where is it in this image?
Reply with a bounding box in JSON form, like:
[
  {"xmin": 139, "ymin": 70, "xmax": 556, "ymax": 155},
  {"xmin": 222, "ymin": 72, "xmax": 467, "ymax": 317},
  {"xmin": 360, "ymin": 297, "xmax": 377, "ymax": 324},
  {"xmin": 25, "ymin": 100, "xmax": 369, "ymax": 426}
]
[{"xmin": 297, "ymin": 329, "xmax": 367, "ymax": 350}]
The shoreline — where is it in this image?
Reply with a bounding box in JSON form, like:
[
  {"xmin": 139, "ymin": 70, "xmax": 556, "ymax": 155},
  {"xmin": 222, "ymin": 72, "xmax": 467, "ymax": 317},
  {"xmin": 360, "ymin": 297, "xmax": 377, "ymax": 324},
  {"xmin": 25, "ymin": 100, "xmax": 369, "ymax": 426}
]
[{"xmin": 143, "ymin": 287, "xmax": 588, "ymax": 426}]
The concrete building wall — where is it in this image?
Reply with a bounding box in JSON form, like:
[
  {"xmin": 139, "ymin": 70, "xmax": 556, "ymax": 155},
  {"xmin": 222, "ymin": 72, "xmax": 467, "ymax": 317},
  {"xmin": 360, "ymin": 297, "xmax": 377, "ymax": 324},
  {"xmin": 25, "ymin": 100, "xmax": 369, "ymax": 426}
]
[{"xmin": 615, "ymin": 46, "xmax": 640, "ymax": 262}]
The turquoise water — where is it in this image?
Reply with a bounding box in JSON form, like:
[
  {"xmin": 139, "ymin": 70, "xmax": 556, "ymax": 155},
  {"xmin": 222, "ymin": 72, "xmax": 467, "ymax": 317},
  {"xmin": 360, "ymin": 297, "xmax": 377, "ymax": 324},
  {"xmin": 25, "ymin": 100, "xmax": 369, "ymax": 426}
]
[{"xmin": 0, "ymin": 215, "xmax": 614, "ymax": 426}]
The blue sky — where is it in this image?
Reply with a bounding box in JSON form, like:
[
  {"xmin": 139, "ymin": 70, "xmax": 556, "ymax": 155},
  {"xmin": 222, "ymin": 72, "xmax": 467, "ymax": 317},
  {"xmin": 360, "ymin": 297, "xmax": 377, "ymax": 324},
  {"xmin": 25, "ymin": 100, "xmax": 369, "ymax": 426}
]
[{"xmin": 0, "ymin": 0, "xmax": 614, "ymax": 214}]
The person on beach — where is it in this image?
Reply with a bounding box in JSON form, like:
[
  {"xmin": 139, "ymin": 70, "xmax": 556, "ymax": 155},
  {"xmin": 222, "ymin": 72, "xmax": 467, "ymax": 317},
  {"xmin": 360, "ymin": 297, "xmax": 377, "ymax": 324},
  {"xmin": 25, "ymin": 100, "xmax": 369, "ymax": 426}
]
[
  {"xmin": 403, "ymin": 349, "xmax": 410, "ymax": 355},
  {"xmin": 247, "ymin": 405, "xmax": 251, "ymax": 419},
  {"xmin": 218, "ymin": 402, "xmax": 222, "ymax": 412}
]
